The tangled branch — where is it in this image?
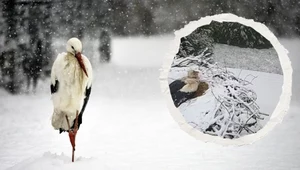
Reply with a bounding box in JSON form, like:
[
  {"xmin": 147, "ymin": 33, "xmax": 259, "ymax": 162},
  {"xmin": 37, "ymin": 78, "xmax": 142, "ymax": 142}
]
[{"xmin": 171, "ymin": 48, "xmax": 268, "ymax": 139}]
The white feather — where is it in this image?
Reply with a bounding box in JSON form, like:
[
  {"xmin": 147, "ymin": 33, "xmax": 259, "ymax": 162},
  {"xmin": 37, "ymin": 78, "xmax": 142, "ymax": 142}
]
[
  {"xmin": 50, "ymin": 52, "xmax": 93, "ymax": 130},
  {"xmin": 179, "ymin": 78, "xmax": 199, "ymax": 93}
]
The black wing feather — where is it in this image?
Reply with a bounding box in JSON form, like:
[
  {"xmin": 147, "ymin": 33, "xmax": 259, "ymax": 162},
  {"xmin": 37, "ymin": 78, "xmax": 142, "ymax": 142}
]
[
  {"xmin": 50, "ymin": 80, "xmax": 59, "ymax": 94},
  {"xmin": 169, "ymin": 80, "xmax": 185, "ymax": 94},
  {"xmin": 169, "ymin": 80, "xmax": 196, "ymax": 107},
  {"xmin": 172, "ymin": 91, "xmax": 196, "ymax": 107}
]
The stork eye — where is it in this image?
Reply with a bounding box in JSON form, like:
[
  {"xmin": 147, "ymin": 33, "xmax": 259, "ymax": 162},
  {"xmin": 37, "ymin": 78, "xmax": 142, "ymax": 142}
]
[{"xmin": 71, "ymin": 46, "xmax": 74, "ymax": 49}]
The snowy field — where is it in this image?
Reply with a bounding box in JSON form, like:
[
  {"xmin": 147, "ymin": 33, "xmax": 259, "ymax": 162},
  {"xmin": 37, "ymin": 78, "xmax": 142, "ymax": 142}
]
[
  {"xmin": 213, "ymin": 43, "xmax": 282, "ymax": 75},
  {"xmin": 0, "ymin": 35, "xmax": 299, "ymax": 170}
]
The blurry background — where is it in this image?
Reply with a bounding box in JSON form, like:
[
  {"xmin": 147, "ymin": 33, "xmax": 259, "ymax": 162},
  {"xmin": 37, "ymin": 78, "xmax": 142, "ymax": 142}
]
[
  {"xmin": 0, "ymin": 0, "xmax": 300, "ymax": 93},
  {"xmin": 0, "ymin": 1, "xmax": 300, "ymax": 170}
]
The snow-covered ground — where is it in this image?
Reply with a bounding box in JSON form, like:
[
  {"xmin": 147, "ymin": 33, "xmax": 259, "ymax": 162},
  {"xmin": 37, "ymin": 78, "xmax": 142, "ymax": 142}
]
[
  {"xmin": 169, "ymin": 67, "xmax": 282, "ymax": 136},
  {"xmin": 213, "ymin": 43, "xmax": 282, "ymax": 75},
  {"xmin": 0, "ymin": 35, "xmax": 299, "ymax": 170}
]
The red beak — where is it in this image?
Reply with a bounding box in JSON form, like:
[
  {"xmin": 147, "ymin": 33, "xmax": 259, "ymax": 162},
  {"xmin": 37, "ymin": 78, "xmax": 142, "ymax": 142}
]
[{"xmin": 75, "ymin": 52, "xmax": 88, "ymax": 77}]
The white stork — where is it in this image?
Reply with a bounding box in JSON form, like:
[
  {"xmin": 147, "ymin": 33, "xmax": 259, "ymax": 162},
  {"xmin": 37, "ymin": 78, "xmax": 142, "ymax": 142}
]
[
  {"xmin": 169, "ymin": 70, "xmax": 200, "ymax": 107},
  {"xmin": 50, "ymin": 37, "xmax": 93, "ymax": 162}
]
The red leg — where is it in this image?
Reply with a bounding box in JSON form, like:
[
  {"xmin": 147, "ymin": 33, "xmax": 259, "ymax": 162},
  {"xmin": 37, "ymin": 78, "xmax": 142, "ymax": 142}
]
[
  {"xmin": 65, "ymin": 115, "xmax": 77, "ymax": 162},
  {"xmin": 68, "ymin": 112, "xmax": 78, "ymax": 150},
  {"xmin": 65, "ymin": 111, "xmax": 79, "ymax": 162}
]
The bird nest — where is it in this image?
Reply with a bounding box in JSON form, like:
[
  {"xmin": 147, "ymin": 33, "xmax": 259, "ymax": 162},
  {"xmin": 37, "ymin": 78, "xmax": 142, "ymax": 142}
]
[{"xmin": 171, "ymin": 48, "xmax": 268, "ymax": 139}]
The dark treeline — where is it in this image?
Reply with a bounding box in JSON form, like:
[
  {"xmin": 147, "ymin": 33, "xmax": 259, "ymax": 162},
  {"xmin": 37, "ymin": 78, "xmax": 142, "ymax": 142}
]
[
  {"xmin": 48, "ymin": 0, "xmax": 300, "ymax": 37},
  {"xmin": 1, "ymin": 0, "xmax": 300, "ymax": 39},
  {"xmin": 176, "ymin": 21, "xmax": 273, "ymax": 61}
]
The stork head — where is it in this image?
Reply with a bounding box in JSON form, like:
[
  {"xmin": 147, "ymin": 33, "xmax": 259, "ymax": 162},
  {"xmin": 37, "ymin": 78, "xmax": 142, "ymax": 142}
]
[
  {"xmin": 187, "ymin": 70, "xmax": 199, "ymax": 79},
  {"xmin": 67, "ymin": 37, "xmax": 82, "ymax": 54},
  {"xmin": 66, "ymin": 38, "xmax": 88, "ymax": 77}
]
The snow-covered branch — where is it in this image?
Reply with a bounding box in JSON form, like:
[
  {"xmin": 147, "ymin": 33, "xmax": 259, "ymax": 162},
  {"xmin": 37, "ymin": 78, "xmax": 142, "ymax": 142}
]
[
  {"xmin": 170, "ymin": 46, "xmax": 267, "ymax": 139},
  {"xmin": 172, "ymin": 48, "xmax": 212, "ymax": 68}
]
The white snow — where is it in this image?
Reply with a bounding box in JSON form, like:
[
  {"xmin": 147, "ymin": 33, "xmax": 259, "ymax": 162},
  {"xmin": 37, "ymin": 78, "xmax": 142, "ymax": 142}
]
[
  {"xmin": 7, "ymin": 152, "xmax": 108, "ymax": 170},
  {"xmin": 213, "ymin": 43, "xmax": 282, "ymax": 75},
  {"xmin": 0, "ymin": 35, "xmax": 299, "ymax": 170},
  {"xmin": 169, "ymin": 67, "xmax": 283, "ymax": 135}
]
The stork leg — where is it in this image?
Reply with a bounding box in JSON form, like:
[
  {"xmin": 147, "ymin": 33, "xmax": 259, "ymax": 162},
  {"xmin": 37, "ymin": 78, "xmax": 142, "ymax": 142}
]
[{"xmin": 65, "ymin": 111, "xmax": 79, "ymax": 162}]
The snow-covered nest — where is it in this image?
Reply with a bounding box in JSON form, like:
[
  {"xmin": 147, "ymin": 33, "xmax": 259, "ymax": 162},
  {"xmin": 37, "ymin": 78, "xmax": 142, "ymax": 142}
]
[{"xmin": 169, "ymin": 48, "xmax": 268, "ymax": 139}]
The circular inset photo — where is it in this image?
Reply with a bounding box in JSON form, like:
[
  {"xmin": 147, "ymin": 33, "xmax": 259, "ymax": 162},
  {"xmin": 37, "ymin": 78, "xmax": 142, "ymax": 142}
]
[{"xmin": 161, "ymin": 14, "xmax": 292, "ymax": 145}]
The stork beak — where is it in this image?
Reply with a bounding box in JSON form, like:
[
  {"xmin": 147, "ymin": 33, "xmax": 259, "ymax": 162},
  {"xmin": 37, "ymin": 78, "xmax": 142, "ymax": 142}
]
[{"xmin": 75, "ymin": 52, "xmax": 88, "ymax": 77}]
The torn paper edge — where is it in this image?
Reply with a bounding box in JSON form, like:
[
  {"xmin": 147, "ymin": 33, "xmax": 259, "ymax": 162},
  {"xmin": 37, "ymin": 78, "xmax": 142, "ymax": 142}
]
[{"xmin": 159, "ymin": 13, "xmax": 292, "ymax": 146}]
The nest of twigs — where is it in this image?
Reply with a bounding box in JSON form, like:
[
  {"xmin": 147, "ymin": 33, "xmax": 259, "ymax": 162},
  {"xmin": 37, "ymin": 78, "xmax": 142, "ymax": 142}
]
[{"xmin": 171, "ymin": 48, "xmax": 268, "ymax": 139}]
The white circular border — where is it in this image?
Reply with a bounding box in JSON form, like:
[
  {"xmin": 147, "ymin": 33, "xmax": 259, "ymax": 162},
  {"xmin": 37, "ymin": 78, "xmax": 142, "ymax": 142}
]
[{"xmin": 160, "ymin": 13, "xmax": 292, "ymax": 146}]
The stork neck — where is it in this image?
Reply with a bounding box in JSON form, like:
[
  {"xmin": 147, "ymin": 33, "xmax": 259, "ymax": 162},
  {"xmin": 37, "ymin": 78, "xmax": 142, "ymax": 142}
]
[{"xmin": 67, "ymin": 52, "xmax": 75, "ymax": 56}]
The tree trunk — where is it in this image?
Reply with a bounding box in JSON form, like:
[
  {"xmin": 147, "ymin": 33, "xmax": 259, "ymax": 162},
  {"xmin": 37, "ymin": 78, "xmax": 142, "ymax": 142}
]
[
  {"xmin": 99, "ymin": 29, "xmax": 112, "ymax": 63},
  {"xmin": 2, "ymin": 0, "xmax": 20, "ymax": 94}
]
